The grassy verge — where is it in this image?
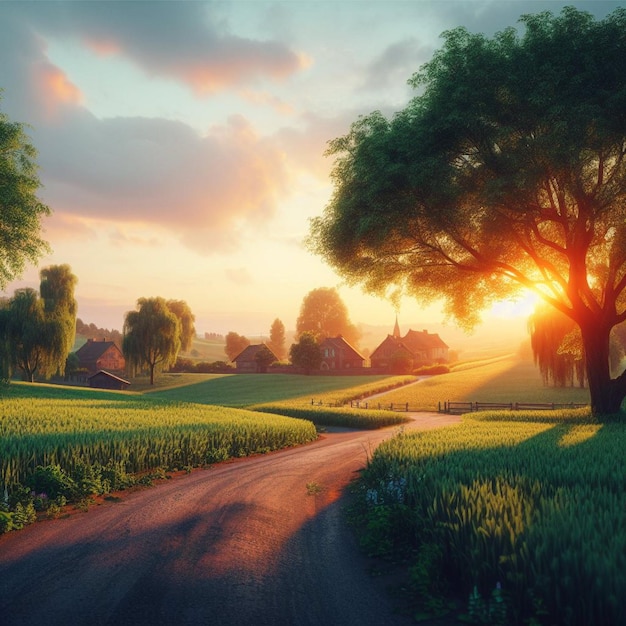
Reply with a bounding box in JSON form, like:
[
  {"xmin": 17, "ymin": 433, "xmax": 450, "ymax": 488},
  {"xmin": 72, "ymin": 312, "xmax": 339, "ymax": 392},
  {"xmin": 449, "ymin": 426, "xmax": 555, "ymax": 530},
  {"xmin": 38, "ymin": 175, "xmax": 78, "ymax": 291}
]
[{"xmin": 351, "ymin": 409, "xmax": 625, "ymax": 625}]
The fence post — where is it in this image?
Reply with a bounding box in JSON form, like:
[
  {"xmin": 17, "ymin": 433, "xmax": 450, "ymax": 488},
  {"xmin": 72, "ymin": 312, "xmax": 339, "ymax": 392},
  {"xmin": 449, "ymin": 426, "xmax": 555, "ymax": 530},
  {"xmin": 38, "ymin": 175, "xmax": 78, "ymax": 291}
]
[{"xmin": 405, "ymin": 402, "xmax": 408, "ymax": 412}]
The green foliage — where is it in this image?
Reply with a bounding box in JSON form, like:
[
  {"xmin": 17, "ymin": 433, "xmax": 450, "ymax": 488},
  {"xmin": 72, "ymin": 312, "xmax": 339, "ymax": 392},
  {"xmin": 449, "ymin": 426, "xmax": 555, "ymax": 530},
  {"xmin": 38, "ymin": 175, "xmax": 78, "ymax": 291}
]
[
  {"xmin": 309, "ymin": 6, "xmax": 626, "ymax": 415},
  {"xmin": 123, "ymin": 296, "xmax": 181, "ymax": 385},
  {"xmin": 289, "ymin": 331, "xmax": 322, "ymax": 374},
  {"xmin": 166, "ymin": 299, "xmax": 196, "ymax": 352},
  {"xmin": 0, "ymin": 93, "xmax": 51, "ymax": 289},
  {"xmin": 355, "ymin": 413, "xmax": 626, "ymax": 625}
]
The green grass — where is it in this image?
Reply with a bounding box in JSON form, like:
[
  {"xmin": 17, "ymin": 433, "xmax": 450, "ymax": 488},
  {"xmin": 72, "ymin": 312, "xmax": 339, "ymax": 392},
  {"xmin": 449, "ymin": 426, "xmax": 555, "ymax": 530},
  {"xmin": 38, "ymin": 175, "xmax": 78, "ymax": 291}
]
[
  {"xmin": 370, "ymin": 356, "xmax": 590, "ymax": 411},
  {"xmin": 147, "ymin": 373, "xmax": 398, "ymax": 407},
  {"xmin": 356, "ymin": 410, "xmax": 624, "ymax": 625},
  {"xmin": 0, "ymin": 382, "xmax": 317, "ymax": 491}
]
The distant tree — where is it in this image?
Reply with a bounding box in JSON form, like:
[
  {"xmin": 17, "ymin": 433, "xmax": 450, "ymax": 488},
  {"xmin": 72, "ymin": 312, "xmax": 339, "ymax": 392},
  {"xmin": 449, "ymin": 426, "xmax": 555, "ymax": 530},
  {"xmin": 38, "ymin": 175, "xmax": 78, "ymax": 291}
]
[
  {"xmin": 166, "ymin": 300, "xmax": 196, "ymax": 352},
  {"xmin": 123, "ymin": 297, "xmax": 181, "ymax": 385},
  {"xmin": 268, "ymin": 318, "xmax": 286, "ymax": 360},
  {"xmin": 309, "ymin": 7, "xmax": 626, "ymax": 416},
  {"xmin": 39, "ymin": 264, "xmax": 78, "ymax": 370},
  {"xmin": 255, "ymin": 345, "xmax": 277, "ymax": 373},
  {"xmin": 225, "ymin": 331, "xmax": 250, "ymax": 361},
  {"xmin": 289, "ymin": 331, "xmax": 321, "ymax": 374},
  {"xmin": 4, "ymin": 288, "xmax": 65, "ymax": 382},
  {"xmin": 528, "ymin": 305, "xmax": 585, "ymax": 387},
  {"xmin": 295, "ymin": 287, "xmax": 360, "ymax": 346},
  {"xmin": 0, "ymin": 93, "xmax": 51, "ymax": 290}
]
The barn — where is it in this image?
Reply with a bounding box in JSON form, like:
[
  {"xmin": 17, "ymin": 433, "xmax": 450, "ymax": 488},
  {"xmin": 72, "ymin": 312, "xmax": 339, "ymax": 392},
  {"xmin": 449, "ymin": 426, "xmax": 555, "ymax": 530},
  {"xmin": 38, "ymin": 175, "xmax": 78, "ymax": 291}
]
[{"xmin": 88, "ymin": 370, "xmax": 131, "ymax": 391}]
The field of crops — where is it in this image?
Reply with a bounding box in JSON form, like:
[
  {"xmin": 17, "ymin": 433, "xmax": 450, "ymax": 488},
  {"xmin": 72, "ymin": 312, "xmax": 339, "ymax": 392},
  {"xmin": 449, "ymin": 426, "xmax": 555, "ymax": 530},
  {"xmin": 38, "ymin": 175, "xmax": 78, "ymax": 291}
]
[
  {"xmin": 371, "ymin": 356, "xmax": 590, "ymax": 411},
  {"xmin": 354, "ymin": 409, "xmax": 625, "ymax": 625},
  {"xmin": 0, "ymin": 382, "xmax": 317, "ymax": 527}
]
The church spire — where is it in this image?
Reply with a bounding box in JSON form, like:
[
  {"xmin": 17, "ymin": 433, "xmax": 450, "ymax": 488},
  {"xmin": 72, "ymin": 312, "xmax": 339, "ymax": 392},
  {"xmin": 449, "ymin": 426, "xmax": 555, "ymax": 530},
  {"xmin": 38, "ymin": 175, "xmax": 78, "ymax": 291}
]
[{"xmin": 393, "ymin": 314, "xmax": 401, "ymax": 338}]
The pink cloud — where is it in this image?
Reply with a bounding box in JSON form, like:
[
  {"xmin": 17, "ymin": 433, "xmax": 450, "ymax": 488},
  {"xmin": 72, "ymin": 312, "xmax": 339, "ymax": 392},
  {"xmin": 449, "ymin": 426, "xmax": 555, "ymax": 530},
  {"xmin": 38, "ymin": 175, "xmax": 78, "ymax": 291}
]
[{"xmin": 32, "ymin": 61, "xmax": 83, "ymax": 120}]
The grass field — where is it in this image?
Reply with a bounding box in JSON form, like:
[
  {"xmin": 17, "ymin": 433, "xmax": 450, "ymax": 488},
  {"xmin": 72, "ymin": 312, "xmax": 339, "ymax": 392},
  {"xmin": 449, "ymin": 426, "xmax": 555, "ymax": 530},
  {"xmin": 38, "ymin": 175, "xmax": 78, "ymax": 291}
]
[
  {"xmin": 354, "ymin": 408, "xmax": 625, "ymax": 625},
  {"xmin": 369, "ymin": 356, "xmax": 590, "ymax": 411},
  {"xmin": 146, "ymin": 373, "xmax": 400, "ymax": 407}
]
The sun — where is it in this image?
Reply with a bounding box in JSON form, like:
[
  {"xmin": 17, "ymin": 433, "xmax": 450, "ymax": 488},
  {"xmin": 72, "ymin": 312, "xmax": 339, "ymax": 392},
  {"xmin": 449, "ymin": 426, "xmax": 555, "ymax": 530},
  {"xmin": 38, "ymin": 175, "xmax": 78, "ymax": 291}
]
[{"xmin": 489, "ymin": 290, "xmax": 541, "ymax": 320}]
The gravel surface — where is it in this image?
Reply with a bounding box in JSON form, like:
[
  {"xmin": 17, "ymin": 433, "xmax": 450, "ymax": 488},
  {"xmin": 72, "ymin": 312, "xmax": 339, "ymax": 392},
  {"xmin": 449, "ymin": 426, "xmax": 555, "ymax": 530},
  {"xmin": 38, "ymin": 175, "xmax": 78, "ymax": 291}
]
[{"xmin": 0, "ymin": 412, "xmax": 459, "ymax": 626}]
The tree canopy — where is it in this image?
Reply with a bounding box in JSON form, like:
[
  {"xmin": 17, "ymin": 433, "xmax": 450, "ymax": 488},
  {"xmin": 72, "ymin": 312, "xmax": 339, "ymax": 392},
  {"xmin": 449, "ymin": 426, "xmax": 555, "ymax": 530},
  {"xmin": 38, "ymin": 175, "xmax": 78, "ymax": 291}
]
[
  {"xmin": 224, "ymin": 331, "xmax": 250, "ymax": 362},
  {"xmin": 0, "ymin": 93, "xmax": 51, "ymax": 289},
  {"xmin": 0, "ymin": 265, "xmax": 77, "ymax": 382},
  {"xmin": 289, "ymin": 331, "xmax": 321, "ymax": 374},
  {"xmin": 268, "ymin": 318, "xmax": 287, "ymax": 361},
  {"xmin": 309, "ymin": 7, "xmax": 626, "ymax": 416},
  {"xmin": 295, "ymin": 287, "xmax": 360, "ymax": 346},
  {"xmin": 166, "ymin": 299, "xmax": 196, "ymax": 352},
  {"xmin": 123, "ymin": 297, "xmax": 181, "ymax": 385}
]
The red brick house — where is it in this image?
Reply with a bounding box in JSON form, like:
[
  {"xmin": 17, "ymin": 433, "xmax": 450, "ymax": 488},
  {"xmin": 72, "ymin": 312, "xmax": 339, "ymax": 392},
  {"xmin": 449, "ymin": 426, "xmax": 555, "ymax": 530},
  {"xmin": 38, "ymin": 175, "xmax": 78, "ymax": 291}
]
[
  {"xmin": 76, "ymin": 338, "xmax": 126, "ymax": 376},
  {"xmin": 232, "ymin": 343, "xmax": 278, "ymax": 373},
  {"xmin": 319, "ymin": 336, "xmax": 365, "ymax": 371},
  {"xmin": 370, "ymin": 318, "xmax": 449, "ymax": 372}
]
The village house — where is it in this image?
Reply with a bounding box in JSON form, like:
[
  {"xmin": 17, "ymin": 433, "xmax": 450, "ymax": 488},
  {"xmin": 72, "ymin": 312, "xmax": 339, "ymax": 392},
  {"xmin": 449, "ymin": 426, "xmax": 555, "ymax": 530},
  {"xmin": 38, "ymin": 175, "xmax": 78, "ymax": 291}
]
[
  {"xmin": 232, "ymin": 343, "xmax": 278, "ymax": 373},
  {"xmin": 319, "ymin": 335, "xmax": 365, "ymax": 371},
  {"xmin": 75, "ymin": 338, "xmax": 126, "ymax": 376},
  {"xmin": 370, "ymin": 318, "xmax": 449, "ymax": 372}
]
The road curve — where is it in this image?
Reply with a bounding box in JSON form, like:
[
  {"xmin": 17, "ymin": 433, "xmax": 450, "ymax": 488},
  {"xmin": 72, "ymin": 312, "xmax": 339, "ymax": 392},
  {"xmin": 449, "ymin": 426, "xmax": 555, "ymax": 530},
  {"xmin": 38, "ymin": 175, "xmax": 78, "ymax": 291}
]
[{"xmin": 0, "ymin": 412, "xmax": 459, "ymax": 626}]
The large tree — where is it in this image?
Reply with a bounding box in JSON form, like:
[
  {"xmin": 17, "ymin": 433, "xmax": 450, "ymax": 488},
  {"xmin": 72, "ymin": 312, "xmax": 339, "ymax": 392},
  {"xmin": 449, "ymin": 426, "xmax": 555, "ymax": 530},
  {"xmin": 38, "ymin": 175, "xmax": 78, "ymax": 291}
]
[
  {"xmin": 310, "ymin": 7, "xmax": 626, "ymax": 416},
  {"xmin": 0, "ymin": 93, "xmax": 51, "ymax": 289},
  {"xmin": 123, "ymin": 297, "xmax": 181, "ymax": 385},
  {"xmin": 4, "ymin": 288, "xmax": 66, "ymax": 382},
  {"xmin": 166, "ymin": 299, "xmax": 196, "ymax": 352},
  {"xmin": 224, "ymin": 331, "xmax": 250, "ymax": 362},
  {"xmin": 295, "ymin": 287, "xmax": 360, "ymax": 346}
]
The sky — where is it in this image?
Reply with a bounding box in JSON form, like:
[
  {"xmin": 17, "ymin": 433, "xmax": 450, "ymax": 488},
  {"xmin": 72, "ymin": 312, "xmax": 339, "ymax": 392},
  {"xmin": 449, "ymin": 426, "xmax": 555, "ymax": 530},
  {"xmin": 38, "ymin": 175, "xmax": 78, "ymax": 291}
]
[{"xmin": 0, "ymin": 0, "xmax": 622, "ymax": 342}]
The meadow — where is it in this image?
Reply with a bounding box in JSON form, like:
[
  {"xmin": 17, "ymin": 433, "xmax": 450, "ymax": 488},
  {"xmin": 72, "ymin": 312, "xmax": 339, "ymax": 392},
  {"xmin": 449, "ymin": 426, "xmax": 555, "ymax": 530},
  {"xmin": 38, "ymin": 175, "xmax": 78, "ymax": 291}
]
[
  {"xmin": 353, "ymin": 407, "xmax": 624, "ymax": 625},
  {"xmin": 0, "ymin": 373, "xmax": 411, "ymax": 532},
  {"xmin": 367, "ymin": 356, "xmax": 590, "ymax": 411}
]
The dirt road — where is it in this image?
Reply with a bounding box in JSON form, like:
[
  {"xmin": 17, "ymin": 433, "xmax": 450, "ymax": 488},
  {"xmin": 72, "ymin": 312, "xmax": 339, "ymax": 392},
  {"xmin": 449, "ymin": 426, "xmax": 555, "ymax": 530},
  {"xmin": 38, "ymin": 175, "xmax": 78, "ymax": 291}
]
[{"xmin": 0, "ymin": 412, "xmax": 459, "ymax": 626}]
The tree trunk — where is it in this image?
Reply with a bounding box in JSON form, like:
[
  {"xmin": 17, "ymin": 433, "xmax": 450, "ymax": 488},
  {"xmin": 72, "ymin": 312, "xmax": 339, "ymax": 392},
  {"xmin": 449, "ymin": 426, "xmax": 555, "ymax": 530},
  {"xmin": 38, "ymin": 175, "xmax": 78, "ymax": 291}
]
[
  {"xmin": 149, "ymin": 363, "xmax": 155, "ymax": 386},
  {"xmin": 581, "ymin": 322, "xmax": 625, "ymax": 416}
]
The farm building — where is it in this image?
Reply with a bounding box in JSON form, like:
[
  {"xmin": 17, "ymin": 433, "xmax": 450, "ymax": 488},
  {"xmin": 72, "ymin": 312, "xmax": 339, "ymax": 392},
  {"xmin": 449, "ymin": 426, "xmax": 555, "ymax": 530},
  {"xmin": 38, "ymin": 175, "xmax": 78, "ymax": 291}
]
[
  {"xmin": 232, "ymin": 343, "xmax": 278, "ymax": 373},
  {"xmin": 76, "ymin": 338, "xmax": 126, "ymax": 376},
  {"xmin": 88, "ymin": 370, "xmax": 131, "ymax": 391},
  {"xmin": 319, "ymin": 335, "xmax": 365, "ymax": 371},
  {"xmin": 370, "ymin": 318, "xmax": 449, "ymax": 372}
]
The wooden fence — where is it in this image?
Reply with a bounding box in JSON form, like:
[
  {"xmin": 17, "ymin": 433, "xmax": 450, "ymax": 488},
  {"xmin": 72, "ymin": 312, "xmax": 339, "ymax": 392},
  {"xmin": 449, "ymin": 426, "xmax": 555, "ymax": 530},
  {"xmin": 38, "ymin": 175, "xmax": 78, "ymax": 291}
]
[{"xmin": 438, "ymin": 401, "xmax": 588, "ymax": 415}]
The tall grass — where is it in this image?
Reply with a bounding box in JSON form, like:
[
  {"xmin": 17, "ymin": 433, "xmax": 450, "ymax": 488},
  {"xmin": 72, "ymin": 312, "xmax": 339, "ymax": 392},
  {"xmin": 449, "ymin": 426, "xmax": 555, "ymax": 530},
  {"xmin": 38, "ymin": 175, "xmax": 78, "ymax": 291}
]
[
  {"xmin": 354, "ymin": 410, "xmax": 625, "ymax": 625},
  {"xmin": 0, "ymin": 384, "xmax": 317, "ymax": 492}
]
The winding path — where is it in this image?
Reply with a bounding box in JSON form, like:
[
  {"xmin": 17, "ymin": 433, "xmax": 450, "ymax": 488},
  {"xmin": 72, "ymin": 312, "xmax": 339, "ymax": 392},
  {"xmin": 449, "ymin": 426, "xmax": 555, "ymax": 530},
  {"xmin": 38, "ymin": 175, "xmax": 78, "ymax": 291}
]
[{"xmin": 0, "ymin": 412, "xmax": 459, "ymax": 626}]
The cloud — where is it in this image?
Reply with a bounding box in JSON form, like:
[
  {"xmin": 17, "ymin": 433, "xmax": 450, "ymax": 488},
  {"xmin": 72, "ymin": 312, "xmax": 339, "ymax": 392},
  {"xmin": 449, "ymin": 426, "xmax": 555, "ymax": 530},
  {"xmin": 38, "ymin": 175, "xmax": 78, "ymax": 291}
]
[
  {"xmin": 360, "ymin": 38, "xmax": 432, "ymax": 92},
  {"xmin": 14, "ymin": 1, "xmax": 307, "ymax": 95},
  {"xmin": 35, "ymin": 113, "xmax": 290, "ymax": 255},
  {"xmin": 225, "ymin": 267, "xmax": 253, "ymax": 286}
]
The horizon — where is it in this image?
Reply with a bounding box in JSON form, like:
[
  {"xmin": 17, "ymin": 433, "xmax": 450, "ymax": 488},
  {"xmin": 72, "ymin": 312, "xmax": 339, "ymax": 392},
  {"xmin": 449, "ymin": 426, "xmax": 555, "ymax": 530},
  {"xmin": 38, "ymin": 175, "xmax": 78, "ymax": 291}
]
[{"xmin": 0, "ymin": 1, "xmax": 615, "ymax": 340}]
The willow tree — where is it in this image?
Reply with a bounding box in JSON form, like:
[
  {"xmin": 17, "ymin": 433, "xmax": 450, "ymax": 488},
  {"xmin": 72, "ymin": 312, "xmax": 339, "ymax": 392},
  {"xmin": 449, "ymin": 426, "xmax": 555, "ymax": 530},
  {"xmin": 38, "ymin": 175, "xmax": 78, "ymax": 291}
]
[
  {"xmin": 166, "ymin": 299, "xmax": 196, "ymax": 352},
  {"xmin": 123, "ymin": 297, "xmax": 181, "ymax": 385},
  {"xmin": 528, "ymin": 304, "xmax": 585, "ymax": 388},
  {"xmin": 39, "ymin": 264, "xmax": 78, "ymax": 367},
  {"xmin": 5, "ymin": 288, "xmax": 65, "ymax": 382},
  {"xmin": 310, "ymin": 7, "xmax": 626, "ymax": 416}
]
